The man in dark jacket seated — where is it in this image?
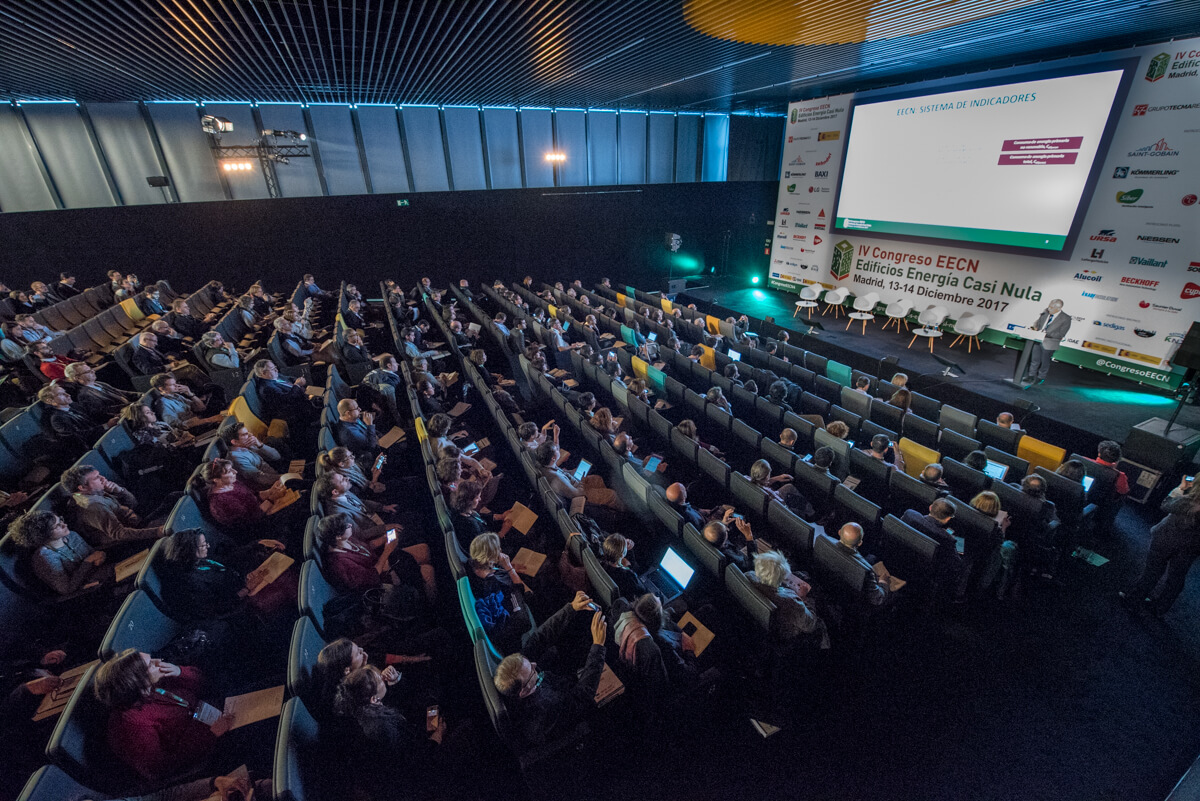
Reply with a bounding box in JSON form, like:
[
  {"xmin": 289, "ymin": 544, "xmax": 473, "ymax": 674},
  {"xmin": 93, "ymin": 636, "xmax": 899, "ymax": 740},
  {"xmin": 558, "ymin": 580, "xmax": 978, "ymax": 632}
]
[
  {"xmin": 252, "ymin": 359, "xmax": 319, "ymax": 427},
  {"xmin": 37, "ymin": 384, "xmax": 109, "ymax": 448},
  {"xmin": 600, "ymin": 534, "xmax": 649, "ymax": 601},
  {"xmin": 333, "ymin": 399, "xmax": 379, "ymax": 469},
  {"xmin": 62, "ymin": 362, "xmax": 137, "ymax": 421},
  {"xmin": 493, "ymin": 600, "xmax": 607, "ymax": 746},
  {"xmin": 131, "ymin": 331, "xmax": 220, "ymax": 403},
  {"xmin": 165, "ymin": 298, "xmax": 212, "ymax": 340}
]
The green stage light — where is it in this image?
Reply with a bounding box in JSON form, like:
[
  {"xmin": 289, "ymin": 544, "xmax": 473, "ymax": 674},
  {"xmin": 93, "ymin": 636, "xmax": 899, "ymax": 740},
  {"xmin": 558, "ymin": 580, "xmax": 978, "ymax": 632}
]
[
  {"xmin": 1075, "ymin": 388, "xmax": 1174, "ymax": 406},
  {"xmin": 751, "ymin": 276, "xmax": 760, "ymax": 284}
]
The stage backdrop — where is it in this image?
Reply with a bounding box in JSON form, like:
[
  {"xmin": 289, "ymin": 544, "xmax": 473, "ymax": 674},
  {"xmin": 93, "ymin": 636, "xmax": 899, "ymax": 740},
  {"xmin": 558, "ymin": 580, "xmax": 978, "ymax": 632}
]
[{"xmin": 770, "ymin": 37, "xmax": 1200, "ymax": 390}]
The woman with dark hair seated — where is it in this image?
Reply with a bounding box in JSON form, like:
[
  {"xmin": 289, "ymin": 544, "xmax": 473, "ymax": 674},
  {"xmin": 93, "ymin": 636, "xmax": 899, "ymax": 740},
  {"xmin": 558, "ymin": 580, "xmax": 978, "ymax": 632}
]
[
  {"xmin": 317, "ymin": 512, "xmax": 430, "ymax": 601},
  {"xmin": 675, "ymin": 418, "xmax": 722, "ymax": 458},
  {"xmin": 121, "ymin": 402, "xmax": 196, "ymax": 449},
  {"xmin": 94, "ymin": 648, "xmax": 235, "ymax": 784},
  {"xmin": 160, "ymin": 528, "xmax": 295, "ymax": 622},
  {"xmin": 317, "ymin": 446, "xmax": 386, "ymax": 496},
  {"xmin": 192, "ymin": 458, "xmax": 292, "ymax": 538},
  {"xmin": 9, "ymin": 510, "xmax": 111, "ymax": 596},
  {"xmin": 889, "ymin": 387, "xmax": 912, "ymax": 413},
  {"xmin": 312, "ymin": 638, "xmax": 434, "ymax": 726}
]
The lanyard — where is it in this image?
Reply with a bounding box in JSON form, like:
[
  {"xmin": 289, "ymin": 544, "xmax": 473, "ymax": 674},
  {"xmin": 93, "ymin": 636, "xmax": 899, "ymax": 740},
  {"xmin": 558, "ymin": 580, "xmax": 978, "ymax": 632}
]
[{"xmin": 152, "ymin": 687, "xmax": 190, "ymax": 708}]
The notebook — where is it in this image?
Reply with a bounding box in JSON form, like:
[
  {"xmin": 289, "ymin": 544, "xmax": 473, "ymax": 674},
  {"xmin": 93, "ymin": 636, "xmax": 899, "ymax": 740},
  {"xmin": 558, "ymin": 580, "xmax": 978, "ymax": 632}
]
[
  {"xmin": 983, "ymin": 460, "xmax": 1009, "ymax": 481},
  {"xmin": 572, "ymin": 459, "xmax": 592, "ymax": 481},
  {"xmin": 642, "ymin": 546, "xmax": 696, "ymax": 602}
]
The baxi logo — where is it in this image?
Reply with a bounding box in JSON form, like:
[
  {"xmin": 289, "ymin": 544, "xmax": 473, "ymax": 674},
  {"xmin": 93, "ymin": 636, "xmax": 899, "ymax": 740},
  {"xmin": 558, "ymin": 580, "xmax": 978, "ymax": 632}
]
[
  {"xmin": 1146, "ymin": 53, "xmax": 1169, "ymax": 82},
  {"xmin": 1113, "ymin": 166, "xmax": 1129, "ymax": 179},
  {"xmin": 1183, "ymin": 282, "xmax": 1200, "ymax": 300},
  {"xmin": 1116, "ymin": 189, "xmax": 1144, "ymax": 204},
  {"xmin": 1133, "ymin": 104, "xmax": 1148, "ymax": 116}
]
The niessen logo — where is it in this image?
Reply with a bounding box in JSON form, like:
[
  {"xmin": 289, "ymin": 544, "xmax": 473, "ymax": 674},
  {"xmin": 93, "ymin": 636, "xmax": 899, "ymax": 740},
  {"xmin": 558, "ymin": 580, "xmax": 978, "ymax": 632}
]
[
  {"xmin": 1090, "ymin": 229, "xmax": 1118, "ymax": 242},
  {"xmin": 1129, "ymin": 255, "xmax": 1168, "ymax": 268},
  {"xmin": 1128, "ymin": 138, "xmax": 1181, "ymax": 158},
  {"xmin": 1121, "ymin": 276, "xmax": 1160, "ymax": 290},
  {"xmin": 1137, "ymin": 234, "xmax": 1180, "ymax": 244}
]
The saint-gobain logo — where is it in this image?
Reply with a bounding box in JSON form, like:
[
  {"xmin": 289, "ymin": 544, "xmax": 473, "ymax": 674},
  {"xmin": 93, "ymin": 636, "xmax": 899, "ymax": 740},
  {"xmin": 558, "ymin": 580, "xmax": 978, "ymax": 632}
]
[
  {"xmin": 830, "ymin": 241, "xmax": 854, "ymax": 280},
  {"xmin": 1116, "ymin": 189, "xmax": 1144, "ymax": 204}
]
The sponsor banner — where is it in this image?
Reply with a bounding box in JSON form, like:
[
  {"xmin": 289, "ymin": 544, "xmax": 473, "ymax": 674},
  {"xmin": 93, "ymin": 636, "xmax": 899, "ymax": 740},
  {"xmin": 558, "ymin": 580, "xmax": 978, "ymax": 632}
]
[{"xmin": 777, "ymin": 35, "xmax": 1200, "ymax": 384}]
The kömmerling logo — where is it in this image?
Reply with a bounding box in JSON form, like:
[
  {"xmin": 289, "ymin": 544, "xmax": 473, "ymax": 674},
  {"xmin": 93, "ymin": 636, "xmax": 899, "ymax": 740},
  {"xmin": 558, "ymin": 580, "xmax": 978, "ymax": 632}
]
[
  {"xmin": 1113, "ymin": 167, "xmax": 1129, "ymax": 179},
  {"xmin": 1146, "ymin": 53, "xmax": 1169, "ymax": 81}
]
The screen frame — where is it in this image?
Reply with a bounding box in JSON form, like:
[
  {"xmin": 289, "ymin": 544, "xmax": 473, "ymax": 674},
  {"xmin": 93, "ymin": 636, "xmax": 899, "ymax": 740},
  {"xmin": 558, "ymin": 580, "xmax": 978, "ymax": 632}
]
[{"xmin": 830, "ymin": 57, "xmax": 1138, "ymax": 260}]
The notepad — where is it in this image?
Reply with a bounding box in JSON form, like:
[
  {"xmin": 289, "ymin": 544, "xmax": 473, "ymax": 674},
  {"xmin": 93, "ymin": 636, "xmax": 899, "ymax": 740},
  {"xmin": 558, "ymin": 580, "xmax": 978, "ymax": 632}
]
[
  {"xmin": 114, "ymin": 549, "xmax": 150, "ymax": 583},
  {"xmin": 266, "ymin": 489, "xmax": 301, "ymax": 515},
  {"xmin": 245, "ymin": 552, "xmax": 295, "ymax": 596},
  {"xmin": 511, "ymin": 547, "xmax": 547, "ymax": 577},
  {"xmin": 32, "ymin": 660, "xmax": 100, "ymax": 721},
  {"xmin": 872, "ymin": 561, "xmax": 906, "ymax": 592},
  {"xmin": 223, "ymin": 685, "xmax": 284, "ymax": 729},
  {"xmin": 570, "ymin": 496, "xmax": 587, "ymax": 515},
  {"xmin": 288, "ymin": 459, "xmax": 307, "ymax": 474},
  {"xmin": 468, "ymin": 322, "xmax": 481, "ymax": 335},
  {"xmin": 507, "ymin": 502, "xmax": 538, "ymax": 535},
  {"xmin": 378, "ymin": 426, "xmax": 406, "ymax": 448},
  {"xmin": 448, "ymin": 402, "xmax": 472, "ymax": 417},
  {"xmin": 563, "ymin": 379, "xmax": 579, "ymax": 388},
  {"xmin": 305, "ymin": 385, "xmax": 325, "ymax": 398},
  {"xmin": 478, "ymin": 457, "xmax": 498, "ymax": 473},
  {"xmin": 676, "ymin": 612, "xmax": 714, "ymax": 656},
  {"xmin": 556, "ymin": 448, "xmax": 571, "ymax": 467},
  {"xmin": 594, "ymin": 663, "xmax": 625, "ymax": 707}
]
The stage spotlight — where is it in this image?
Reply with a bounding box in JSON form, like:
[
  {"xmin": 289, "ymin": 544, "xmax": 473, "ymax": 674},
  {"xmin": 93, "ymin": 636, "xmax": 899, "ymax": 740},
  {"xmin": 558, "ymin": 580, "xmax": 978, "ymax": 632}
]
[
  {"xmin": 262, "ymin": 129, "xmax": 307, "ymax": 141},
  {"xmin": 201, "ymin": 115, "xmax": 233, "ymax": 134},
  {"xmin": 751, "ymin": 276, "xmax": 760, "ymax": 284},
  {"xmin": 544, "ymin": 152, "xmax": 566, "ymax": 163},
  {"xmin": 220, "ymin": 160, "xmax": 254, "ymax": 171}
]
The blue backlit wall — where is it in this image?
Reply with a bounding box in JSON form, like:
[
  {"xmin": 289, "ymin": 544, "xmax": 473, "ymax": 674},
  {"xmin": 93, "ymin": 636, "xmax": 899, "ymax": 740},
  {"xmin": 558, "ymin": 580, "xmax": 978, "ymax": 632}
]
[{"xmin": 0, "ymin": 100, "xmax": 777, "ymax": 212}]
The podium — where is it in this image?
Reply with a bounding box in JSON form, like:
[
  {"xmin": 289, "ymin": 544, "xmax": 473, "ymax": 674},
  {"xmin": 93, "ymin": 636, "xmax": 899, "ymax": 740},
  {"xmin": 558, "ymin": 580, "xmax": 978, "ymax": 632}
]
[{"xmin": 1004, "ymin": 328, "xmax": 1045, "ymax": 389}]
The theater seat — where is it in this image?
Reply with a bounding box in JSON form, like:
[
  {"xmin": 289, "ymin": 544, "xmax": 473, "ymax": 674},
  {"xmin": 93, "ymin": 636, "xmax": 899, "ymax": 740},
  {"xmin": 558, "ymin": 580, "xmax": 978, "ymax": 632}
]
[
  {"xmin": 682, "ymin": 523, "xmax": 726, "ymax": 579},
  {"xmin": 286, "ymin": 616, "xmax": 328, "ymax": 703},
  {"xmin": 581, "ymin": 548, "xmax": 618, "ymax": 609},
  {"xmin": 298, "ymin": 560, "xmax": 340, "ymax": 639},
  {"xmin": 273, "ymin": 696, "xmax": 325, "ymax": 801},
  {"xmin": 98, "ymin": 589, "xmax": 183, "ymax": 661},
  {"xmin": 897, "ymin": 437, "xmax": 940, "ymax": 478},
  {"xmin": 1017, "ymin": 435, "xmax": 1066, "ymax": 476},
  {"xmin": 724, "ymin": 562, "xmax": 774, "ymax": 633}
]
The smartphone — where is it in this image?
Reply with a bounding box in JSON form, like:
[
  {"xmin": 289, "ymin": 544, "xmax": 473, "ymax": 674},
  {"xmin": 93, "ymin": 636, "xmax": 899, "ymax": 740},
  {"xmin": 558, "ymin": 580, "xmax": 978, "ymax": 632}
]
[
  {"xmin": 386, "ymin": 528, "xmax": 398, "ymax": 544},
  {"xmin": 373, "ymin": 454, "xmax": 386, "ymax": 471},
  {"xmin": 1187, "ymin": 476, "xmax": 1195, "ymax": 483},
  {"xmin": 426, "ymin": 705, "xmax": 440, "ymax": 732}
]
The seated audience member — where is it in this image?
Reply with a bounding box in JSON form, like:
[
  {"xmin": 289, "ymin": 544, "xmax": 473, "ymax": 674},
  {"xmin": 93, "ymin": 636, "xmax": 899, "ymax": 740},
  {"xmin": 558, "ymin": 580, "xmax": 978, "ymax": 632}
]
[
  {"xmin": 94, "ymin": 648, "xmax": 234, "ymax": 783},
  {"xmin": 747, "ymin": 550, "xmax": 829, "ymax": 648},
  {"xmin": 450, "ymin": 481, "xmax": 499, "ymax": 554},
  {"xmin": 825, "ymin": 420, "xmax": 850, "ymax": 441},
  {"xmin": 835, "ymin": 523, "xmax": 889, "ymax": 606},
  {"xmin": 314, "ymin": 475, "xmax": 432, "ymax": 584},
  {"xmin": 492, "ymin": 602, "xmax": 608, "ymax": 745},
  {"xmin": 161, "ymin": 528, "xmax": 294, "ymax": 621},
  {"xmin": 853, "ymin": 377, "xmax": 872, "ymax": 394},
  {"xmin": 53, "ymin": 272, "xmax": 81, "ymax": 300},
  {"xmin": 890, "ymin": 372, "xmax": 908, "ymax": 390},
  {"xmin": 666, "ymin": 482, "xmax": 707, "ymax": 529},
  {"xmin": 318, "ymin": 446, "xmax": 385, "ymax": 496},
  {"xmin": 468, "ymin": 533, "xmax": 537, "ymax": 654},
  {"xmin": 136, "ymin": 287, "xmax": 167, "ymax": 317},
  {"xmin": 901, "ymin": 498, "xmax": 960, "ymax": 556},
  {"xmin": 274, "ymin": 318, "xmax": 313, "ymax": 365},
  {"xmin": 318, "ymin": 512, "xmax": 430, "ymax": 600},
  {"xmin": 537, "ymin": 441, "xmax": 625, "ymax": 512},
  {"xmin": 166, "ymin": 298, "xmax": 211, "ymax": 340},
  {"xmin": 401, "ymin": 325, "xmax": 444, "ymax": 362},
  {"xmin": 38, "ymin": 384, "xmax": 108, "ymax": 447},
  {"xmin": 613, "ymin": 593, "xmax": 703, "ymax": 702},
  {"xmin": 328, "ymin": 665, "xmax": 441, "ymax": 795},
  {"xmin": 62, "ymin": 464, "xmax": 164, "ymax": 547},
  {"xmin": 590, "ymin": 407, "xmax": 618, "ymax": 439},
  {"xmin": 705, "ymin": 386, "xmax": 731, "ymax": 412},
  {"xmin": 1092, "ymin": 440, "xmax": 1130, "ymax": 495},
  {"xmin": 703, "ymin": 517, "xmax": 757, "ymax": 572},
  {"xmin": 342, "ymin": 299, "xmax": 366, "ymax": 330},
  {"xmin": 723, "ymin": 363, "xmax": 743, "ymax": 385},
  {"xmin": 601, "ymin": 533, "xmax": 649, "ymax": 600},
  {"xmin": 122, "ymin": 401, "xmax": 195, "ymax": 451},
  {"xmin": 363, "ymin": 353, "xmax": 402, "ymax": 392},
  {"xmin": 919, "ymin": 463, "xmax": 951, "ymax": 491},
  {"xmin": 131, "ymin": 331, "xmax": 207, "ymax": 388},
  {"xmin": 963, "ymin": 450, "xmax": 989, "ymax": 472},
  {"xmin": 810, "ymin": 446, "xmax": 838, "ymax": 481},
  {"xmin": 198, "ymin": 331, "xmax": 239, "ymax": 370},
  {"xmin": 312, "ymin": 638, "xmax": 432, "ymax": 726},
  {"xmin": 425, "ymin": 413, "xmax": 456, "ymax": 459},
  {"xmin": 63, "ymin": 362, "xmax": 138, "ymax": 419},
  {"xmin": 1121, "ymin": 477, "xmax": 1200, "ymax": 616},
  {"xmin": 332, "ymin": 398, "xmax": 379, "ymax": 469},
  {"xmin": 339, "ymin": 329, "xmax": 372, "ymax": 368},
  {"xmin": 416, "ymin": 377, "xmax": 446, "ymax": 416},
  {"xmin": 1056, "ymin": 460, "xmax": 1087, "ymax": 482},
  {"xmin": 864, "ymin": 433, "xmax": 901, "ymax": 469},
  {"xmin": 224, "ymin": 423, "xmax": 287, "ymax": 492},
  {"xmin": 1021, "ymin": 474, "xmax": 1059, "ymax": 533},
  {"xmin": 435, "ymin": 457, "xmax": 462, "ymax": 495},
  {"xmin": 961, "ymin": 491, "xmax": 1009, "ymax": 601},
  {"xmin": 149, "ymin": 320, "xmax": 188, "ymax": 356},
  {"xmin": 779, "ymin": 428, "xmax": 799, "ymax": 452},
  {"xmin": 768, "ymin": 381, "xmax": 792, "ymax": 412},
  {"xmin": 748, "ymin": 458, "xmax": 813, "ymax": 518},
  {"xmin": 677, "ymin": 418, "xmax": 722, "ymax": 457},
  {"xmin": 28, "ymin": 340, "xmax": 73, "ymax": 381},
  {"xmin": 9, "ymin": 510, "xmax": 111, "ymax": 596},
  {"xmin": 889, "ymin": 387, "xmax": 912, "ymax": 413},
  {"xmin": 440, "ymin": 443, "xmax": 498, "ymax": 507},
  {"xmin": 253, "ymin": 360, "xmax": 319, "ymax": 426},
  {"xmin": 193, "ymin": 458, "xmax": 292, "ymax": 536},
  {"xmin": 996, "ymin": 411, "xmax": 1021, "ymax": 431},
  {"xmin": 149, "ymin": 372, "xmax": 223, "ymax": 429}
]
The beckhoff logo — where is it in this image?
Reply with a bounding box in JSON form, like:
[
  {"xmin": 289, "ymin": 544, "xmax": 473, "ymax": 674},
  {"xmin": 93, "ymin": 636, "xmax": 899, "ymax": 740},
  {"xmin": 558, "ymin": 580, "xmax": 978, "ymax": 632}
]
[
  {"xmin": 1113, "ymin": 166, "xmax": 1129, "ymax": 179},
  {"xmin": 1074, "ymin": 271, "xmax": 1103, "ymax": 282},
  {"xmin": 792, "ymin": 234, "xmax": 806, "ymax": 241},
  {"xmin": 1090, "ymin": 229, "xmax": 1117, "ymax": 242},
  {"xmin": 1137, "ymin": 235, "xmax": 1180, "ymax": 244},
  {"xmin": 830, "ymin": 241, "xmax": 853, "ymax": 280},
  {"xmin": 1183, "ymin": 282, "xmax": 1200, "ymax": 300},
  {"xmin": 1128, "ymin": 138, "xmax": 1180, "ymax": 158},
  {"xmin": 1116, "ymin": 189, "xmax": 1144, "ymax": 204},
  {"xmin": 1121, "ymin": 276, "xmax": 1160, "ymax": 289},
  {"xmin": 1146, "ymin": 53, "xmax": 1169, "ymax": 81},
  {"xmin": 1133, "ymin": 104, "xmax": 1148, "ymax": 116},
  {"xmin": 1129, "ymin": 256, "xmax": 1168, "ymax": 268},
  {"xmin": 1082, "ymin": 292, "xmax": 1119, "ymax": 302},
  {"xmin": 816, "ymin": 153, "xmax": 832, "ymax": 166}
]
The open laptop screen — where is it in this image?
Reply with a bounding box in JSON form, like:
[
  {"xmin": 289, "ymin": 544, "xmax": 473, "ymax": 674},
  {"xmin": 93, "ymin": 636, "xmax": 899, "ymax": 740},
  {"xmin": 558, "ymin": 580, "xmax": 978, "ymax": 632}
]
[
  {"xmin": 983, "ymin": 460, "xmax": 1009, "ymax": 481},
  {"xmin": 659, "ymin": 547, "xmax": 695, "ymax": 590},
  {"xmin": 573, "ymin": 459, "xmax": 592, "ymax": 481},
  {"xmin": 729, "ymin": 351, "xmax": 741, "ymax": 362},
  {"xmin": 1082, "ymin": 475, "xmax": 1094, "ymax": 493}
]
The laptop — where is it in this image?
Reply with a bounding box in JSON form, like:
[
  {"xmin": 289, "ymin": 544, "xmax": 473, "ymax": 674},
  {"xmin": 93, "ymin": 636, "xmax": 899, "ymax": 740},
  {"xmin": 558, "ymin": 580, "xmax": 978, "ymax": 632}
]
[
  {"xmin": 983, "ymin": 460, "xmax": 1009, "ymax": 481},
  {"xmin": 572, "ymin": 459, "xmax": 592, "ymax": 481},
  {"xmin": 648, "ymin": 332, "xmax": 658, "ymax": 342},
  {"xmin": 1082, "ymin": 475, "xmax": 1095, "ymax": 493},
  {"xmin": 642, "ymin": 546, "xmax": 696, "ymax": 602},
  {"xmin": 642, "ymin": 454, "xmax": 663, "ymax": 473},
  {"xmin": 729, "ymin": 350, "xmax": 741, "ymax": 362}
]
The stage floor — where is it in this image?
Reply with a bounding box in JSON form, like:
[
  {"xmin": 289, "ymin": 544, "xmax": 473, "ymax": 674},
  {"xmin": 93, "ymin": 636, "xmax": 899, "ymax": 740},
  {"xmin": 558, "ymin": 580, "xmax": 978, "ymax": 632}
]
[{"xmin": 681, "ymin": 282, "xmax": 1198, "ymax": 450}]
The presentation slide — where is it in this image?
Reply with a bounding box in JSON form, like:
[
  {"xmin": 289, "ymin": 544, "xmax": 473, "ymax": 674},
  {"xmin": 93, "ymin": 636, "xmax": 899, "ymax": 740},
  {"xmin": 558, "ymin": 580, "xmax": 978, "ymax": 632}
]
[{"xmin": 835, "ymin": 70, "xmax": 1123, "ymax": 251}]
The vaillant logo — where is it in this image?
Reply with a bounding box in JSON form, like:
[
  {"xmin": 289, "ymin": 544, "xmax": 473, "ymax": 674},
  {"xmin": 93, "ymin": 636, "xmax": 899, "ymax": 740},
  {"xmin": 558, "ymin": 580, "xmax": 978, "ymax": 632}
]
[{"xmin": 1129, "ymin": 256, "xmax": 1168, "ymax": 267}]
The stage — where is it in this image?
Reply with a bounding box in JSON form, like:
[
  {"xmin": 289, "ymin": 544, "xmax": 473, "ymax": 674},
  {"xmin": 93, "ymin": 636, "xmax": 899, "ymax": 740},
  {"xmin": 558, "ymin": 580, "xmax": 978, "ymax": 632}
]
[{"xmin": 679, "ymin": 281, "xmax": 1199, "ymax": 455}]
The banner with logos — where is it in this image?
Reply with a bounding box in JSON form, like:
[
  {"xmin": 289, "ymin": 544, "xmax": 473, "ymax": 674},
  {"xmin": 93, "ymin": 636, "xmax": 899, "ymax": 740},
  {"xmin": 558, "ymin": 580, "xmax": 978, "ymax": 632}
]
[
  {"xmin": 769, "ymin": 95, "xmax": 852, "ymax": 292},
  {"xmin": 769, "ymin": 39, "xmax": 1200, "ymax": 387}
]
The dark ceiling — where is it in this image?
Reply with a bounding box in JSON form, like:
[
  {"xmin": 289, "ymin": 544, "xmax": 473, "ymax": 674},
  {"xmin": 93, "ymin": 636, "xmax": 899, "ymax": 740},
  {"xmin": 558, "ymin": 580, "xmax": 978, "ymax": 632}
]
[{"xmin": 1, "ymin": 1, "xmax": 1197, "ymax": 112}]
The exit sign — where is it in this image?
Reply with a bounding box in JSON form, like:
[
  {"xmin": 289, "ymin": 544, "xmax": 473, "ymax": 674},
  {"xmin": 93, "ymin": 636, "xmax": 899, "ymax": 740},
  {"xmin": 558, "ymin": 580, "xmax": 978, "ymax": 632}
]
[{"xmin": 396, "ymin": 199, "xmax": 410, "ymax": 206}]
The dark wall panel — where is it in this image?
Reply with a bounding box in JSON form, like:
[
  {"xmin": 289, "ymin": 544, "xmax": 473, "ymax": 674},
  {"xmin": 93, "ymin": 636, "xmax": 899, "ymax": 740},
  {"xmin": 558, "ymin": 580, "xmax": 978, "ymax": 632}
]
[
  {"xmin": 22, "ymin": 104, "xmax": 114, "ymax": 209},
  {"xmin": 0, "ymin": 182, "xmax": 777, "ymax": 300},
  {"xmin": 357, "ymin": 106, "xmax": 409, "ymax": 194},
  {"xmin": 401, "ymin": 107, "xmax": 450, "ymax": 192},
  {"xmin": 675, "ymin": 114, "xmax": 700, "ymax": 183},
  {"xmin": 618, "ymin": 111, "xmax": 647, "ymax": 185},
  {"xmin": 519, "ymin": 109, "xmax": 554, "ymax": 188},
  {"xmin": 307, "ymin": 105, "xmax": 367, "ymax": 196},
  {"xmin": 728, "ymin": 116, "xmax": 784, "ymax": 182},
  {"xmin": 145, "ymin": 103, "xmax": 224, "ymax": 203},
  {"xmin": 647, "ymin": 113, "xmax": 676, "ymax": 185},
  {"xmin": 483, "ymin": 108, "xmax": 521, "ymax": 190},
  {"xmin": 587, "ymin": 110, "xmax": 618, "ymax": 186},
  {"xmin": 554, "ymin": 110, "xmax": 587, "ymax": 187},
  {"xmin": 86, "ymin": 102, "xmax": 165, "ymax": 206},
  {"xmin": 702, "ymin": 115, "xmax": 730, "ymax": 182},
  {"xmin": 0, "ymin": 106, "xmax": 57, "ymax": 212}
]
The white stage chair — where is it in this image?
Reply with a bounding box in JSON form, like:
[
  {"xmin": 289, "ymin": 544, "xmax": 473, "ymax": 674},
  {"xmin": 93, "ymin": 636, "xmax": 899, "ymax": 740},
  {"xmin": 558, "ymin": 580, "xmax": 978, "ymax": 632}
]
[
  {"xmin": 907, "ymin": 304, "xmax": 949, "ymax": 352},
  {"xmin": 845, "ymin": 292, "xmax": 880, "ymax": 334}
]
